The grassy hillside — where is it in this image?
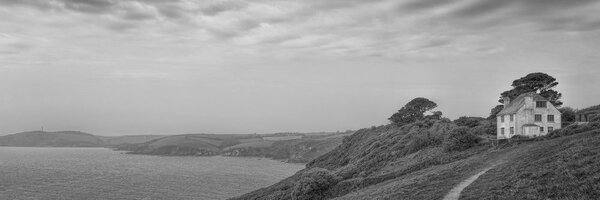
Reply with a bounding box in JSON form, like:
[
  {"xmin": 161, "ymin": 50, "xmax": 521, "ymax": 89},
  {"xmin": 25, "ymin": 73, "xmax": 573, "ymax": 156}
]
[
  {"xmin": 0, "ymin": 131, "xmax": 104, "ymax": 147},
  {"xmin": 231, "ymin": 120, "xmax": 600, "ymax": 200},
  {"xmin": 0, "ymin": 131, "xmax": 169, "ymax": 147},
  {"xmin": 461, "ymin": 123, "xmax": 600, "ymax": 200},
  {"xmin": 98, "ymin": 135, "xmax": 166, "ymax": 146},
  {"xmin": 118, "ymin": 132, "xmax": 348, "ymax": 161},
  {"xmin": 117, "ymin": 134, "xmax": 252, "ymax": 156},
  {"xmin": 221, "ymin": 136, "xmax": 346, "ymax": 163}
]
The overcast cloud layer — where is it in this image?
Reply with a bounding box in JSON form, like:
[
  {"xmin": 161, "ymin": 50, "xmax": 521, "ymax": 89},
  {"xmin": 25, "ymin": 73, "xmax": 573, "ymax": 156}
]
[{"xmin": 1, "ymin": 0, "xmax": 600, "ymax": 135}]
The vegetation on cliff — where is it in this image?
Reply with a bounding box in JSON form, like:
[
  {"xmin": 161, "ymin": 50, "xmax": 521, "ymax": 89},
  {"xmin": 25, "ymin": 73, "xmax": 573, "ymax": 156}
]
[
  {"xmin": 232, "ymin": 97, "xmax": 600, "ymax": 200},
  {"xmin": 233, "ymin": 119, "xmax": 600, "ymax": 200},
  {"xmin": 116, "ymin": 132, "xmax": 350, "ymax": 162}
]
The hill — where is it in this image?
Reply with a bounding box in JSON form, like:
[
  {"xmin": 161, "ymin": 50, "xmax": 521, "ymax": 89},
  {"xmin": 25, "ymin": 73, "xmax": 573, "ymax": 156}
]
[
  {"xmin": 0, "ymin": 130, "xmax": 348, "ymax": 161},
  {"xmin": 0, "ymin": 131, "xmax": 166, "ymax": 147},
  {"xmin": 118, "ymin": 134, "xmax": 243, "ymax": 156},
  {"xmin": 97, "ymin": 135, "xmax": 166, "ymax": 146},
  {"xmin": 0, "ymin": 131, "xmax": 104, "ymax": 147},
  {"xmin": 118, "ymin": 132, "xmax": 351, "ymax": 162},
  {"xmin": 231, "ymin": 120, "xmax": 600, "ymax": 200}
]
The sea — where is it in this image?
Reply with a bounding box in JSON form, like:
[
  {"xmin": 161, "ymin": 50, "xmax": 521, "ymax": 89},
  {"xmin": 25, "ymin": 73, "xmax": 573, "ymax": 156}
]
[{"xmin": 0, "ymin": 147, "xmax": 304, "ymax": 200}]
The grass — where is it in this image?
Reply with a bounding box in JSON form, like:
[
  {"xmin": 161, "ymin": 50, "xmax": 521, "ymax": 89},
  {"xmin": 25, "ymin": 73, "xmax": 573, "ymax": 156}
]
[
  {"xmin": 461, "ymin": 129, "xmax": 600, "ymax": 200},
  {"xmin": 116, "ymin": 131, "xmax": 346, "ymax": 161},
  {"xmin": 232, "ymin": 120, "xmax": 600, "ymax": 200}
]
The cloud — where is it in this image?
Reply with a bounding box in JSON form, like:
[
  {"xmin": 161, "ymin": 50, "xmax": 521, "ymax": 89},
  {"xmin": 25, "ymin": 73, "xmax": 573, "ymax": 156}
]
[
  {"xmin": 201, "ymin": 0, "xmax": 248, "ymax": 16},
  {"xmin": 397, "ymin": 0, "xmax": 600, "ymax": 32},
  {"xmin": 156, "ymin": 4, "xmax": 186, "ymax": 19},
  {"xmin": 1, "ymin": 0, "xmax": 599, "ymax": 58},
  {"xmin": 0, "ymin": 33, "xmax": 35, "ymax": 55},
  {"xmin": 106, "ymin": 21, "xmax": 138, "ymax": 32},
  {"xmin": 108, "ymin": 70, "xmax": 170, "ymax": 80},
  {"xmin": 62, "ymin": 0, "xmax": 114, "ymax": 14}
]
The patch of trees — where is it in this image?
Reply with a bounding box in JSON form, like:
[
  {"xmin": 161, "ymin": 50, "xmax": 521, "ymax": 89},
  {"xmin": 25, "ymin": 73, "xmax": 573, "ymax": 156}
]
[
  {"xmin": 489, "ymin": 72, "xmax": 563, "ymax": 121},
  {"xmin": 443, "ymin": 127, "xmax": 481, "ymax": 152},
  {"xmin": 291, "ymin": 168, "xmax": 339, "ymax": 200},
  {"xmin": 488, "ymin": 105, "xmax": 504, "ymax": 119},
  {"xmin": 454, "ymin": 116, "xmax": 486, "ymax": 128},
  {"xmin": 389, "ymin": 97, "xmax": 440, "ymax": 126},
  {"xmin": 498, "ymin": 72, "xmax": 562, "ymax": 106},
  {"xmin": 548, "ymin": 122, "xmax": 600, "ymax": 138},
  {"xmin": 558, "ymin": 107, "xmax": 577, "ymax": 126}
]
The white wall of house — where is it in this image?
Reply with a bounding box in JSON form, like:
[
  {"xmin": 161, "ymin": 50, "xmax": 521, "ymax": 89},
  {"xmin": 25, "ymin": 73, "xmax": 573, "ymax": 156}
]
[
  {"xmin": 518, "ymin": 96, "xmax": 561, "ymax": 137},
  {"xmin": 497, "ymin": 95, "xmax": 561, "ymax": 139},
  {"xmin": 497, "ymin": 114, "xmax": 517, "ymax": 139}
]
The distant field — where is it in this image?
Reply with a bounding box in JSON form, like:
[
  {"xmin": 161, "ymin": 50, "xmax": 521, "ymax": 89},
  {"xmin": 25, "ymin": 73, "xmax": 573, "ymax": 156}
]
[
  {"xmin": 223, "ymin": 141, "xmax": 275, "ymax": 151},
  {"xmin": 263, "ymin": 136, "xmax": 303, "ymax": 141},
  {"xmin": 100, "ymin": 135, "xmax": 165, "ymax": 145}
]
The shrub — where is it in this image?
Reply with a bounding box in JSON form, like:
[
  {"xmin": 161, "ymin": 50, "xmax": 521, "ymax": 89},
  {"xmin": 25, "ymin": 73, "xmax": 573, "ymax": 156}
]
[
  {"xmin": 466, "ymin": 120, "xmax": 496, "ymax": 136},
  {"xmin": 389, "ymin": 98, "xmax": 437, "ymax": 126},
  {"xmin": 404, "ymin": 131, "xmax": 443, "ymax": 155},
  {"xmin": 548, "ymin": 122, "xmax": 600, "ymax": 138},
  {"xmin": 590, "ymin": 115, "xmax": 600, "ymax": 122},
  {"xmin": 443, "ymin": 127, "xmax": 481, "ymax": 152},
  {"xmin": 454, "ymin": 116, "xmax": 485, "ymax": 128},
  {"xmin": 291, "ymin": 168, "xmax": 339, "ymax": 200}
]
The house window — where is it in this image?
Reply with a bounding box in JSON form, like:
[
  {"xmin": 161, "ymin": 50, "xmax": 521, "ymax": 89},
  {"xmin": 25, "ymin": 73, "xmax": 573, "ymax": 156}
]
[
  {"xmin": 548, "ymin": 127, "xmax": 554, "ymax": 132},
  {"xmin": 510, "ymin": 114, "xmax": 514, "ymax": 122},
  {"xmin": 540, "ymin": 127, "xmax": 544, "ymax": 132},
  {"xmin": 501, "ymin": 128, "xmax": 505, "ymax": 135},
  {"xmin": 535, "ymin": 114, "xmax": 542, "ymax": 122},
  {"xmin": 548, "ymin": 115, "xmax": 554, "ymax": 122},
  {"xmin": 536, "ymin": 101, "xmax": 547, "ymax": 108},
  {"xmin": 501, "ymin": 115, "xmax": 505, "ymax": 123},
  {"xmin": 510, "ymin": 127, "xmax": 514, "ymax": 134}
]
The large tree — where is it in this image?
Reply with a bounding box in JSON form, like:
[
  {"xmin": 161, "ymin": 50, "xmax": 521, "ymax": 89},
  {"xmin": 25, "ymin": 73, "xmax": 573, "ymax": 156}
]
[
  {"xmin": 558, "ymin": 107, "xmax": 576, "ymax": 126},
  {"xmin": 389, "ymin": 97, "xmax": 437, "ymax": 126},
  {"xmin": 488, "ymin": 105, "xmax": 504, "ymax": 120},
  {"xmin": 499, "ymin": 72, "xmax": 562, "ymax": 107}
]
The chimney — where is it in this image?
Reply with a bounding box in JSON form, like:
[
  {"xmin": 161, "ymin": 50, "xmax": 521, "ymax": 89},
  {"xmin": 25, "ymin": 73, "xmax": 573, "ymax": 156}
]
[
  {"xmin": 503, "ymin": 96, "xmax": 511, "ymax": 106},
  {"xmin": 524, "ymin": 94, "xmax": 534, "ymax": 108}
]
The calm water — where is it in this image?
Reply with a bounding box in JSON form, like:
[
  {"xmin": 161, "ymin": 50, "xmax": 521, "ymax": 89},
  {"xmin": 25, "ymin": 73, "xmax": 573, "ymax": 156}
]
[{"xmin": 0, "ymin": 147, "xmax": 304, "ymax": 200}]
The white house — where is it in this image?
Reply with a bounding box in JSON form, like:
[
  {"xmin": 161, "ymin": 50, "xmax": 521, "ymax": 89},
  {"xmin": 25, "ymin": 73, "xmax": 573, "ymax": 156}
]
[{"xmin": 496, "ymin": 92, "xmax": 562, "ymax": 139}]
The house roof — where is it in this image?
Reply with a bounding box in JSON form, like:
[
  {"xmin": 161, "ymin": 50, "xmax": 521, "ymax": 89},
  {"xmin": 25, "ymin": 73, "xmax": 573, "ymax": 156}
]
[{"xmin": 497, "ymin": 92, "xmax": 548, "ymax": 116}]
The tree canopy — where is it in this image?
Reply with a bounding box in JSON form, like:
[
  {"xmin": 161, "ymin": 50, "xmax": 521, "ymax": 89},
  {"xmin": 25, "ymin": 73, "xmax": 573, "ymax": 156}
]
[
  {"xmin": 488, "ymin": 105, "xmax": 504, "ymax": 119},
  {"xmin": 499, "ymin": 72, "xmax": 562, "ymax": 107},
  {"xmin": 559, "ymin": 107, "xmax": 576, "ymax": 126},
  {"xmin": 389, "ymin": 97, "xmax": 438, "ymax": 126},
  {"xmin": 454, "ymin": 116, "xmax": 485, "ymax": 128}
]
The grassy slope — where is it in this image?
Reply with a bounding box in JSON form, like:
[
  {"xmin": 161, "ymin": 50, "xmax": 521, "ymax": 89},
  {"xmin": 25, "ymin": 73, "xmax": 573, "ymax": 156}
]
[
  {"xmin": 117, "ymin": 132, "xmax": 346, "ymax": 160},
  {"xmin": 461, "ymin": 128, "xmax": 600, "ymax": 200},
  {"xmin": 99, "ymin": 135, "xmax": 166, "ymax": 145},
  {"xmin": 0, "ymin": 131, "xmax": 103, "ymax": 147},
  {"xmin": 232, "ymin": 121, "xmax": 600, "ymax": 200},
  {"xmin": 120, "ymin": 134, "xmax": 248, "ymax": 155}
]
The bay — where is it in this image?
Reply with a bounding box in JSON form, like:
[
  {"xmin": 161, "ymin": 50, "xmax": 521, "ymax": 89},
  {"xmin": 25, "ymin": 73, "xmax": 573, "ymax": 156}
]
[{"xmin": 0, "ymin": 147, "xmax": 304, "ymax": 200}]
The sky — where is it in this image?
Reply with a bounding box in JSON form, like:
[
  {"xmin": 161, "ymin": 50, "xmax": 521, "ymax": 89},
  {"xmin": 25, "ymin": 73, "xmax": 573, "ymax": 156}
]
[{"xmin": 1, "ymin": 0, "xmax": 600, "ymax": 136}]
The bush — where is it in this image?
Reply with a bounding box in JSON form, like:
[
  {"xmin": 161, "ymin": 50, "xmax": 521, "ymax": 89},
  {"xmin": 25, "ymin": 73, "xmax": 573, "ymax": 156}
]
[
  {"xmin": 404, "ymin": 131, "xmax": 443, "ymax": 155},
  {"xmin": 443, "ymin": 127, "xmax": 481, "ymax": 152},
  {"xmin": 291, "ymin": 168, "xmax": 339, "ymax": 200},
  {"xmin": 548, "ymin": 122, "xmax": 600, "ymax": 138},
  {"xmin": 454, "ymin": 116, "xmax": 485, "ymax": 128},
  {"xmin": 466, "ymin": 120, "xmax": 496, "ymax": 136}
]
